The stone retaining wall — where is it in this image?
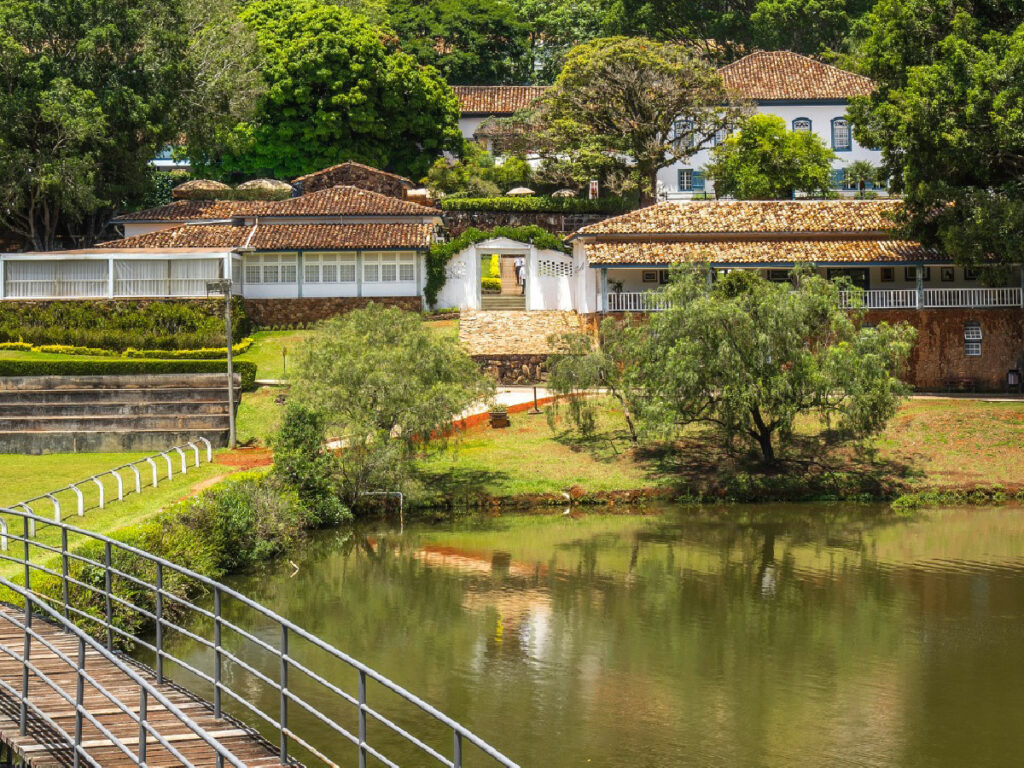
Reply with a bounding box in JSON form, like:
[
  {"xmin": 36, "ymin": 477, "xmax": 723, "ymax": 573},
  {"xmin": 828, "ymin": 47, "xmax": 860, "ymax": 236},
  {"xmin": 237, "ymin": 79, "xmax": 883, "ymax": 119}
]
[
  {"xmin": 243, "ymin": 296, "xmax": 422, "ymax": 326},
  {"xmin": 865, "ymin": 307, "xmax": 1024, "ymax": 391},
  {"xmin": 472, "ymin": 354, "xmax": 551, "ymax": 385}
]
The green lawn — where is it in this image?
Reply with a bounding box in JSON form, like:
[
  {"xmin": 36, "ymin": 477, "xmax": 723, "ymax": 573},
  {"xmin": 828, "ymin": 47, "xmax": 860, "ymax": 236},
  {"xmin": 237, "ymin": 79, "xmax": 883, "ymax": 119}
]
[{"xmin": 236, "ymin": 330, "xmax": 316, "ymax": 380}]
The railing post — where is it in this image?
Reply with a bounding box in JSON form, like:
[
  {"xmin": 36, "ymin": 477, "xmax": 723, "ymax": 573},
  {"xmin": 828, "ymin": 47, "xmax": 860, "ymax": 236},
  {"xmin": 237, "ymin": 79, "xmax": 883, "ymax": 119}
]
[
  {"xmin": 104, "ymin": 541, "xmax": 113, "ymax": 650},
  {"xmin": 74, "ymin": 635, "xmax": 85, "ymax": 768},
  {"xmin": 146, "ymin": 456, "xmax": 159, "ymax": 487},
  {"xmin": 280, "ymin": 625, "xmax": 289, "ymax": 764},
  {"xmin": 111, "ymin": 469, "xmax": 124, "ymax": 501},
  {"xmin": 61, "ymin": 528, "xmax": 70, "ymax": 620},
  {"xmin": 358, "ymin": 669, "xmax": 368, "ymax": 768},
  {"xmin": 139, "ymin": 688, "xmax": 148, "ymax": 765},
  {"xmin": 22, "ymin": 514, "xmax": 31, "ymax": 592},
  {"xmin": 20, "ymin": 593, "xmax": 30, "ymax": 736},
  {"xmin": 91, "ymin": 476, "xmax": 105, "ymax": 509},
  {"xmin": 128, "ymin": 463, "xmax": 141, "ymax": 494},
  {"xmin": 173, "ymin": 446, "xmax": 187, "ymax": 474},
  {"xmin": 46, "ymin": 493, "xmax": 60, "ymax": 523},
  {"xmin": 155, "ymin": 562, "xmax": 164, "ymax": 684},
  {"xmin": 161, "ymin": 452, "xmax": 174, "ymax": 480},
  {"xmin": 198, "ymin": 436, "xmax": 213, "ymax": 462},
  {"xmin": 19, "ymin": 504, "xmax": 34, "ymax": 539},
  {"xmin": 70, "ymin": 483, "xmax": 84, "ymax": 516},
  {"xmin": 214, "ymin": 586, "xmax": 222, "ymax": 718},
  {"xmin": 188, "ymin": 441, "xmax": 201, "ymax": 468},
  {"xmin": 0, "ymin": 517, "xmax": 7, "ymax": 552},
  {"xmin": 454, "ymin": 731, "xmax": 463, "ymax": 768}
]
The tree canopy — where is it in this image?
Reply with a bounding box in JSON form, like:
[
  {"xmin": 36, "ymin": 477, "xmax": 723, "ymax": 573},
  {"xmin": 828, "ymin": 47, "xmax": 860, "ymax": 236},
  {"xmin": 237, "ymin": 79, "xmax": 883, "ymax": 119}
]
[
  {"xmin": 848, "ymin": 1, "xmax": 1024, "ymax": 268},
  {"xmin": 289, "ymin": 305, "xmax": 493, "ymax": 504},
  {"xmin": 534, "ymin": 37, "xmax": 744, "ymax": 205},
  {"xmin": 705, "ymin": 114, "xmax": 835, "ymax": 199},
  {"xmin": 209, "ymin": 0, "xmax": 462, "ymax": 181},
  {"xmin": 550, "ymin": 267, "xmax": 915, "ymax": 463}
]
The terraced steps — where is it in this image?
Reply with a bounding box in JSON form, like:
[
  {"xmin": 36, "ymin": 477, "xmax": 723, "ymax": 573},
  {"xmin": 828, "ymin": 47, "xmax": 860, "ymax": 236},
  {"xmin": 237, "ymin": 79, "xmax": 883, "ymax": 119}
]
[{"xmin": 0, "ymin": 373, "xmax": 239, "ymax": 454}]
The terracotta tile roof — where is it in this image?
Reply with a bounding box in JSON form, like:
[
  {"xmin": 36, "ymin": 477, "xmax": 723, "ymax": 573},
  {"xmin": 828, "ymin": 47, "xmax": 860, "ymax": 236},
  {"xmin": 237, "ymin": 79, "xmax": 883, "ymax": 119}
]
[
  {"xmin": 574, "ymin": 200, "xmax": 902, "ymax": 237},
  {"xmin": 720, "ymin": 51, "xmax": 875, "ymax": 101},
  {"xmin": 290, "ymin": 161, "xmax": 413, "ymax": 187},
  {"xmin": 584, "ymin": 239, "xmax": 944, "ymax": 266},
  {"xmin": 100, "ymin": 222, "xmax": 434, "ymax": 250},
  {"xmin": 452, "ymin": 85, "xmax": 548, "ymax": 115},
  {"xmin": 115, "ymin": 186, "xmax": 435, "ymax": 222}
]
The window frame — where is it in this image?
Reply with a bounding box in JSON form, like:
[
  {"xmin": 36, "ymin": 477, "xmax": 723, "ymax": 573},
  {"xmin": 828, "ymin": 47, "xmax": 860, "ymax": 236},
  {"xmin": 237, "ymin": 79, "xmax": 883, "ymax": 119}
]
[
  {"xmin": 678, "ymin": 168, "xmax": 693, "ymax": 192},
  {"xmin": 792, "ymin": 117, "xmax": 812, "ymax": 133},
  {"xmin": 831, "ymin": 117, "xmax": 852, "ymax": 152}
]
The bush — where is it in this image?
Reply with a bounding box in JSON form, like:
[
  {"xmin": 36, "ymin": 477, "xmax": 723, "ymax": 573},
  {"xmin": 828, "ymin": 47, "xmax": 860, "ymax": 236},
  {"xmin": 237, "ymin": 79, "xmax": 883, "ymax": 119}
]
[
  {"xmin": 273, "ymin": 405, "xmax": 352, "ymax": 527},
  {"xmin": 481, "ymin": 277, "xmax": 502, "ymax": 293},
  {"xmin": 0, "ymin": 299, "xmax": 249, "ymax": 351},
  {"xmin": 0, "ymin": 359, "xmax": 258, "ymax": 391},
  {"xmin": 440, "ymin": 196, "xmax": 633, "ymax": 214}
]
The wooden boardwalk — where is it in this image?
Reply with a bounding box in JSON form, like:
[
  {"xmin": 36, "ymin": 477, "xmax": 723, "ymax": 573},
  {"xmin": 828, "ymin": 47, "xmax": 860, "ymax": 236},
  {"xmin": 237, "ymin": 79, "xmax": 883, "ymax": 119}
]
[{"xmin": 0, "ymin": 607, "xmax": 284, "ymax": 767}]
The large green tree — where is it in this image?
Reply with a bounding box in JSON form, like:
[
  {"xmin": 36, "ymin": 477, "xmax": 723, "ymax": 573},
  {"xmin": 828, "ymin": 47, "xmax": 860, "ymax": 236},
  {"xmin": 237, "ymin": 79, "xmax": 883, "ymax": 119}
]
[
  {"xmin": 848, "ymin": 1, "xmax": 1024, "ymax": 267},
  {"xmin": 390, "ymin": 0, "xmax": 532, "ymax": 85},
  {"xmin": 0, "ymin": 0, "xmax": 190, "ymax": 249},
  {"xmin": 515, "ymin": 0, "xmax": 614, "ymax": 83},
  {"xmin": 705, "ymin": 114, "xmax": 836, "ymax": 199},
  {"xmin": 290, "ymin": 305, "xmax": 493, "ymax": 506},
  {"xmin": 212, "ymin": 0, "xmax": 462, "ymax": 180},
  {"xmin": 535, "ymin": 37, "xmax": 744, "ymax": 205}
]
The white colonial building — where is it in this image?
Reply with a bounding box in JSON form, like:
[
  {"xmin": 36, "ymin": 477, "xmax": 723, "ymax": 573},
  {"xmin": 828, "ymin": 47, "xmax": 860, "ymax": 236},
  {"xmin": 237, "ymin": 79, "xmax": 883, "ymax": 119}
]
[{"xmin": 451, "ymin": 51, "xmax": 883, "ymax": 199}]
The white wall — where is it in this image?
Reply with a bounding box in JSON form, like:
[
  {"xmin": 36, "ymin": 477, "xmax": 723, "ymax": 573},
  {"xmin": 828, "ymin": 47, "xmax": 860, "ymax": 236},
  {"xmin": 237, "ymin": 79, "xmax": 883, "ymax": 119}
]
[
  {"xmin": 658, "ymin": 102, "xmax": 882, "ymax": 200},
  {"xmin": 529, "ymin": 248, "xmax": 575, "ymax": 310}
]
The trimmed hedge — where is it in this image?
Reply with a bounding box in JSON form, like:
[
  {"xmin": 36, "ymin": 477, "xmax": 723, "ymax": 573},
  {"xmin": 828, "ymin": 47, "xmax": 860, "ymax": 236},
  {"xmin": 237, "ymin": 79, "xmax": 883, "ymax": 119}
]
[
  {"xmin": 425, "ymin": 225, "xmax": 567, "ymax": 307},
  {"xmin": 0, "ymin": 359, "xmax": 258, "ymax": 391},
  {"xmin": 10, "ymin": 338, "xmax": 256, "ymax": 359},
  {"xmin": 440, "ymin": 196, "xmax": 633, "ymax": 214},
  {"xmin": 0, "ymin": 299, "xmax": 249, "ymax": 351}
]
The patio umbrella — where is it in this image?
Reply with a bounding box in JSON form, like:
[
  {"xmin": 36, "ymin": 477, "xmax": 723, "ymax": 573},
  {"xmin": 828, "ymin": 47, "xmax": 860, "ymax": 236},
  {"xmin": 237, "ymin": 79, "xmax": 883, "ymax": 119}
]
[
  {"xmin": 236, "ymin": 178, "xmax": 293, "ymax": 192},
  {"xmin": 172, "ymin": 179, "xmax": 230, "ymax": 199},
  {"xmin": 551, "ymin": 189, "xmax": 577, "ymax": 198},
  {"xmin": 506, "ymin": 187, "xmax": 535, "ymax": 196}
]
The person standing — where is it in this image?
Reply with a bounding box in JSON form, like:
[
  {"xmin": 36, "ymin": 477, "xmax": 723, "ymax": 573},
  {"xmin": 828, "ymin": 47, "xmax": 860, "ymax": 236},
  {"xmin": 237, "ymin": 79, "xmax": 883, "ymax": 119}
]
[{"xmin": 513, "ymin": 256, "xmax": 524, "ymax": 286}]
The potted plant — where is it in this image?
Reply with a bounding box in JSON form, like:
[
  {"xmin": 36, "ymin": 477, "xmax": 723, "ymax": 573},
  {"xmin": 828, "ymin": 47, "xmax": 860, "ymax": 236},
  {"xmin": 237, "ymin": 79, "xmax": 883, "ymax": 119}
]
[{"xmin": 488, "ymin": 404, "xmax": 510, "ymax": 428}]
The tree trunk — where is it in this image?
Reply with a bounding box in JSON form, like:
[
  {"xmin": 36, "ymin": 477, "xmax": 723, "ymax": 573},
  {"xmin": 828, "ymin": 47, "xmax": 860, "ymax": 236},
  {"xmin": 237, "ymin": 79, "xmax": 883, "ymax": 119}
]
[
  {"xmin": 750, "ymin": 407, "xmax": 776, "ymax": 464},
  {"xmin": 638, "ymin": 164, "xmax": 659, "ymax": 207}
]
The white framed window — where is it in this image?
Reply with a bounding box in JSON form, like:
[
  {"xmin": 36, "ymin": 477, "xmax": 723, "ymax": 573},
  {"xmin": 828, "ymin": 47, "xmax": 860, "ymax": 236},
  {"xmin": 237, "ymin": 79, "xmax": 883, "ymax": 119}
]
[
  {"xmin": 964, "ymin": 321, "xmax": 982, "ymax": 356},
  {"xmin": 831, "ymin": 118, "xmax": 852, "ymax": 151},
  {"xmin": 678, "ymin": 169, "xmax": 693, "ymax": 192},
  {"xmin": 792, "ymin": 118, "xmax": 812, "ymax": 133},
  {"xmin": 673, "ymin": 119, "xmax": 694, "ymax": 148},
  {"xmin": 244, "ymin": 253, "xmax": 297, "ymax": 284},
  {"xmin": 363, "ymin": 252, "xmax": 417, "ymax": 284},
  {"xmin": 303, "ymin": 253, "xmax": 357, "ymax": 284},
  {"xmin": 713, "ymin": 127, "xmax": 730, "ymax": 145}
]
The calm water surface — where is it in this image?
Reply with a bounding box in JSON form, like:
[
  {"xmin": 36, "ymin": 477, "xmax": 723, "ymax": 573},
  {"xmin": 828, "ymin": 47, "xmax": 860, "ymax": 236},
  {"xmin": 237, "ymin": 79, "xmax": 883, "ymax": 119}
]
[{"xmin": 151, "ymin": 504, "xmax": 1024, "ymax": 767}]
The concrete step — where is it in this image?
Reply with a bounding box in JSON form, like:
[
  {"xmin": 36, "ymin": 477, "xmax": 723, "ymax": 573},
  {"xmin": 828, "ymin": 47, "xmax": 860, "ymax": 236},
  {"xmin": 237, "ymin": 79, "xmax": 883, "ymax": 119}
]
[
  {"xmin": 0, "ymin": 373, "xmax": 237, "ymax": 391},
  {"xmin": 0, "ymin": 429, "xmax": 230, "ymax": 454},
  {"xmin": 481, "ymin": 296, "xmax": 527, "ymax": 310},
  {"xmin": 0, "ymin": 388, "xmax": 234, "ymax": 405},
  {"xmin": 0, "ymin": 413, "xmax": 229, "ymax": 432},
  {"xmin": 0, "ymin": 401, "xmax": 230, "ymax": 418}
]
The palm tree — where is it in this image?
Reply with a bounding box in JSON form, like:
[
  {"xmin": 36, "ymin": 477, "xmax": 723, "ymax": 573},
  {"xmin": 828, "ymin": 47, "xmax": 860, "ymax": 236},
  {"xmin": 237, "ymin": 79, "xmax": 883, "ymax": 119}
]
[{"xmin": 844, "ymin": 161, "xmax": 877, "ymax": 198}]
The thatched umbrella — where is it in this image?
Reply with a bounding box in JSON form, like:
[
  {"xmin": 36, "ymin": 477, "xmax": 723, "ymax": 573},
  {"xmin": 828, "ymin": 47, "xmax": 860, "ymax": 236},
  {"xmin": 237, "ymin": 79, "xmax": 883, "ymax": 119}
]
[
  {"xmin": 171, "ymin": 179, "xmax": 230, "ymax": 199},
  {"xmin": 551, "ymin": 188, "xmax": 577, "ymax": 198},
  {"xmin": 236, "ymin": 178, "xmax": 293, "ymax": 192},
  {"xmin": 506, "ymin": 187, "xmax": 535, "ymax": 196}
]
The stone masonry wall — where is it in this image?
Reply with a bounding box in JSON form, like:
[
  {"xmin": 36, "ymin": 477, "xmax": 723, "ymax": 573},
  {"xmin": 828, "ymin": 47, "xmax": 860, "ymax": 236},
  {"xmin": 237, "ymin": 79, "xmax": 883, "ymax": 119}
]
[
  {"xmin": 866, "ymin": 307, "xmax": 1024, "ymax": 391},
  {"xmin": 458, "ymin": 310, "xmax": 587, "ymax": 356},
  {"xmin": 472, "ymin": 354, "xmax": 550, "ymax": 385},
  {"xmin": 244, "ymin": 296, "xmax": 421, "ymax": 326}
]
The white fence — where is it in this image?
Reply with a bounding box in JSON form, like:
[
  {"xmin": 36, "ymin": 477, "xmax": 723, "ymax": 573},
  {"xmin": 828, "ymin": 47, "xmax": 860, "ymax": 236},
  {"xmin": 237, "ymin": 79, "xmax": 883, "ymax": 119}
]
[{"xmin": 609, "ymin": 287, "xmax": 1023, "ymax": 312}]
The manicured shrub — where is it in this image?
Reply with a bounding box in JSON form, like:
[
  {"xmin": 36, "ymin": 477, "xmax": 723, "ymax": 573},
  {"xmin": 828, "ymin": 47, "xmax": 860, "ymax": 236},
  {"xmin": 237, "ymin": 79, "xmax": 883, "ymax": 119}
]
[
  {"xmin": 273, "ymin": 404, "xmax": 352, "ymax": 526},
  {"xmin": 481, "ymin": 277, "xmax": 502, "ymax": 293},
  {"xmin": 0, "ymin": 359, "xmax": 258, "ymax": 391},
  {"xmin": 0, "ymin": 299, "xmax": 249, "ymax": 351}
]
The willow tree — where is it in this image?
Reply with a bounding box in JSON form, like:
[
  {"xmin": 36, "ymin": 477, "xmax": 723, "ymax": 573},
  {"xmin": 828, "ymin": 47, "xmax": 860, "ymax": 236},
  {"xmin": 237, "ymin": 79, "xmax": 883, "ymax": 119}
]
[
  {"xmin": 535, "ymin": 37, "xmax": 746, "ymax": 205},
  {"xmin": 635, "ymin": 267, "xmax": 915, "ymax": 463}
]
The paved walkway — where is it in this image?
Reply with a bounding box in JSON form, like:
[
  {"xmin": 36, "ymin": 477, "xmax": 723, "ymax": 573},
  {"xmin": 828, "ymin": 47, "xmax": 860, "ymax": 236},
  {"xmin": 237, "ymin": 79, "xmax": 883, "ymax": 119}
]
[{"xmin": 458, "ymin": 310, "xmax": 588, "ymax": 356}]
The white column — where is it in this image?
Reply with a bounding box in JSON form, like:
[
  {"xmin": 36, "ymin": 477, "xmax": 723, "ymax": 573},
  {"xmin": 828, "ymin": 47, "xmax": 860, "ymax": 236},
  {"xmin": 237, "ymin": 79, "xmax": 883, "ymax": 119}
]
[
  {"xmin": 527, "ymin": 245, "xmax": 538, "ymax": 310},
  {"xmin": 0, "ymin": 258, "xmax": 5, "ymax": 299},
  {"xmin": 1019, "ymin": 264, "xmax": 1023, "ymax": 308},
  {"xmin": 356, "ymin": 251, "xmax": 362, "ymax": 298},
  {"xmin": 470, "ymin": 244, "xmax": 480, "ymax": 310},
  {"xmin": 601, "ymin": 267, "xmax": 608, "ymax": 313},
  {"xmin": 107, "ymin": 257, "xmax": 115, "ymax": 298},
  {"xmin": 916, "ymin": 265, "xmax": 924, "ymax": 309},
  {"xmin": 296, "ymin": 252, "xmax": 303, "ymax": 298}
]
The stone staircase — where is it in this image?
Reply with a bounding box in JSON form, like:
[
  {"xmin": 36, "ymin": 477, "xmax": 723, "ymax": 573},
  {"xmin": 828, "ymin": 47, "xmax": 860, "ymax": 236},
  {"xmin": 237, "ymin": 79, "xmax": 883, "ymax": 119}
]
[
  {"xmin": 481, "ymin": 294, "xmax": 526, "ymax": 310},
  {"xmin": 0, "ymin": 373, "xmax": 239, "ymax": 454},
  {"xmin": 459, "ymin": 309, "xmax": 587, "ymax": 356}
]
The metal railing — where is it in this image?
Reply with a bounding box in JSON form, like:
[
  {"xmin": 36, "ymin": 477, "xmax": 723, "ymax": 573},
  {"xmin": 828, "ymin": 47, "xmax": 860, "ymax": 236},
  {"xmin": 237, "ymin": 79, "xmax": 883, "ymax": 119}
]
[
  {"xmin": 0, "ymin": 577, "xmax": 246, "ymax": 768},
  {"xmin": 0, "ymin": 507, "xmax": 520, "ymax": 768},
  {"xmin": 922, "ymin": 287, "xmax": 1022, "ymax": 308},
  {"xmin": 838, "ymin": 288, "xmax": 919, "ymax": 309},
  {"xmin": 12, "ymin": 439, "xmax": 213, "ymax": 533}
]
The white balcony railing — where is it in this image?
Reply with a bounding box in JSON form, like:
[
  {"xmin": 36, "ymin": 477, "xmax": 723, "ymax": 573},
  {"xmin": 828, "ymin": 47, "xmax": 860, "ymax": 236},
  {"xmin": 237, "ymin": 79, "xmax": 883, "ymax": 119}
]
[
  {"xmin": 606, "ymin": 291, "xmax": 672, "ymax": 312},
  {"xmin": 608, "ymin": 287, "xmax": 1023, "ymax": 312},
  {"xmin": 922, "ymin": 287, "xmax": 1022, "ymax": 308}
]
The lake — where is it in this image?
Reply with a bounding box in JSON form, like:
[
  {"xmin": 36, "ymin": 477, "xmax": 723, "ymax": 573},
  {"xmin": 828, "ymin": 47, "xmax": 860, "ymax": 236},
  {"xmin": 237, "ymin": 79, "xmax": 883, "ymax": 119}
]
[{"xmin": 152, "ymin": 503, "xmax": 1024, "ymax": 767}]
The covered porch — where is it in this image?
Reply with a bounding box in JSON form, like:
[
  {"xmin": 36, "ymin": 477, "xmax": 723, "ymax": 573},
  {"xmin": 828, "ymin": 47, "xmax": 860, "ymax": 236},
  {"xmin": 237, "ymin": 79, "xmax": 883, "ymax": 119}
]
[{"xmin": 594, "ymin": 264, "xmax": 1024, "ymax": 312}]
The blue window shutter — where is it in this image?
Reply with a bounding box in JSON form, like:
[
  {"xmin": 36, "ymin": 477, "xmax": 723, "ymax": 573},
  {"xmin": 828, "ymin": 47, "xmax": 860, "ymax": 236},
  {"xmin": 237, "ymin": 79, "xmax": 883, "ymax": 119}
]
[
  {"xmin": 692, "ymin": 171, "xmax": 705, "ymax": 192},
  {"xmin": 831, "ymin": 169, "xmax": 845, "ymax": 188}
]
